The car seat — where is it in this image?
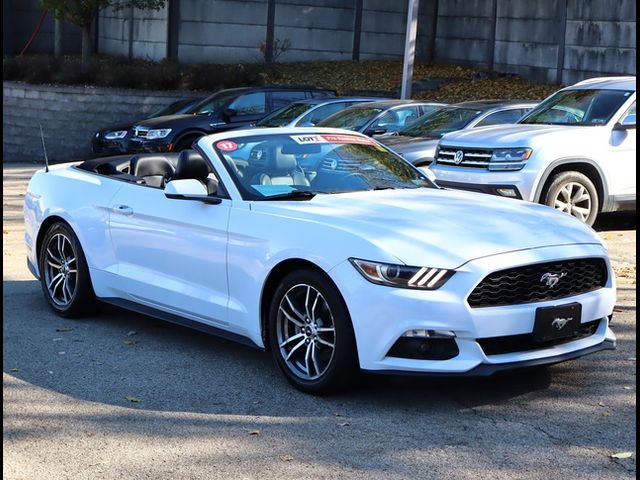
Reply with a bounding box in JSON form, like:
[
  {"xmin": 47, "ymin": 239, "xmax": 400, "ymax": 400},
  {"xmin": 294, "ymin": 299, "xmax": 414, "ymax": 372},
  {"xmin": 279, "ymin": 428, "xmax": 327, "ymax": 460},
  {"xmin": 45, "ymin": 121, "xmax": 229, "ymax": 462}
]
[
  {"xmin": 129, "ymin": 155, "xmax": 175, "ymax": 188},
  {"xmin": 251, "ymin": 145, "xmax": 310, "ymax": 186},
  {"xmin": 172, "ymin": 149, "xmax": 218, "ymax": 195}
]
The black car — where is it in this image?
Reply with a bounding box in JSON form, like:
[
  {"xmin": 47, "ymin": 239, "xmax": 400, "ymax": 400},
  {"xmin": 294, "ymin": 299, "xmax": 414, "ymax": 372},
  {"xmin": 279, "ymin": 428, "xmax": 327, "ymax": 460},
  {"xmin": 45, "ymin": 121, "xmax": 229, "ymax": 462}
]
[
  {"xmin": 127, "ymin": 86, "xmax": 336, "ymax": 153},
  {"xmin": 92, "ymin": 96, "xmax": 206, "ymax": 156}
]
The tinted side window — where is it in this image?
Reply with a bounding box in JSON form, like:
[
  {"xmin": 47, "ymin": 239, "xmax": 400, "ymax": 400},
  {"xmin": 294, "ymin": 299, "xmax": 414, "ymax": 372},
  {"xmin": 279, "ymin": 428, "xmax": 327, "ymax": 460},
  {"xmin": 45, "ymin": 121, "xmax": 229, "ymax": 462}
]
[
  {"xmin": 310, "ymin": 91, "xmax": 335, "ymax": 99},
  {"xmin": 475, "ymin": 109, "xmax": 524, "ymax": 127},
  {"xmin": 299, "ymin": 102, "xmax": 348, "ymax": 125},
  {"xmin": 271, "ymin": 91, "xmax": 308, "ymax": 110},
  {"xmin": 228, "ymin": 93, "xmax": 266, "ymax": 116}
]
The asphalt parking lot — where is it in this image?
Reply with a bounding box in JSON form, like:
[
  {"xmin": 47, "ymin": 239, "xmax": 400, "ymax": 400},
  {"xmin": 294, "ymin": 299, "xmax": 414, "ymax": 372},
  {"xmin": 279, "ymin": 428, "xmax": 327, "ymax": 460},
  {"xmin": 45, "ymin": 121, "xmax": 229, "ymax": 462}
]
[{"xmin": 3, "ymin": 164, "xmax": 636, "ymax": 480}]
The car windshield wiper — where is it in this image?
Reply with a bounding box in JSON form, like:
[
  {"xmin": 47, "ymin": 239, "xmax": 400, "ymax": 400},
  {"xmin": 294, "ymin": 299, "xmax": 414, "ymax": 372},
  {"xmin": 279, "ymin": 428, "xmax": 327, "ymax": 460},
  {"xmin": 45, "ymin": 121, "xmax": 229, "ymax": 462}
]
[{"xmin": 260, "ymin": 190, "xmax": 318, "ymax": 201}]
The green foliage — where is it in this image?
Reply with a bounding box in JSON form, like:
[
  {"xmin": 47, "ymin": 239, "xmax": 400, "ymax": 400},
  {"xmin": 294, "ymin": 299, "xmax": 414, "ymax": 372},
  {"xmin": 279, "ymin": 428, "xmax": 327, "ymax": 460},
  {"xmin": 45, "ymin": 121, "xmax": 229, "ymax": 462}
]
[{"xmin": 39, "ymin": 0, "xmax": 166, "ymax": 27}]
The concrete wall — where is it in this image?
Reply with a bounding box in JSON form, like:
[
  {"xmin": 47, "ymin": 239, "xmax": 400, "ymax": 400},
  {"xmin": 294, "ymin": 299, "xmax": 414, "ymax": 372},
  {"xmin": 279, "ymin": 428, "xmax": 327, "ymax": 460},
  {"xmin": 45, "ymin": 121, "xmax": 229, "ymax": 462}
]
[
  {"xmin": 98, "ymin": 4, "xmax": 168, "ymax": 61},
  {"xmin": 3, "ymin": 82, "xmax": 191, "ymax": 162},
  {"xmin": 433, "ymin": 0, "xmax": 636, "ymax": 84}
]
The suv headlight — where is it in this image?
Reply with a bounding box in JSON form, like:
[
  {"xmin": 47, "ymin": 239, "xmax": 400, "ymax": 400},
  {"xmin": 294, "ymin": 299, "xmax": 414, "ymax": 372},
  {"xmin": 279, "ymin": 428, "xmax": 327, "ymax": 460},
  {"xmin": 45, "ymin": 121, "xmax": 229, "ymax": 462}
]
[
  {"xmin": 349, "ymin": 258, "xmax": 454, "ymax": 290},
  {"xmin": 104, "ymin": 130, "xmax": 128, "ymax": 140},
  {"xmin": 489, "ymin": 148, "xmax": 532, "ymax": 171},
  {"xmin": 146, "ymin": 128, "xmax": 172, "ymax": 140}
]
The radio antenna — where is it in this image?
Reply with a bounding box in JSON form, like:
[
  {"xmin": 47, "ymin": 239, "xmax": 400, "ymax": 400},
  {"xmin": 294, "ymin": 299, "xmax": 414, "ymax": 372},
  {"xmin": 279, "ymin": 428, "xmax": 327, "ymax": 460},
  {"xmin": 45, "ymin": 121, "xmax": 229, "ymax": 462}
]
[{"xmin": 39, "ymin": 124, "xmax": 49, "ymax": 172}]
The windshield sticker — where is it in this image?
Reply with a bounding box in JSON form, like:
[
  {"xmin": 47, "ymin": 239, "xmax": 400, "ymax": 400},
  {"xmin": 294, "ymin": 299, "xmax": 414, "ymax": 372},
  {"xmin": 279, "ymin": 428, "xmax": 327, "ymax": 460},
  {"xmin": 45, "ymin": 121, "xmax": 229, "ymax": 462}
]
[
  {"xmin": 216, "ymin": 140, "xmax": 238, "ymax": 152},
  {"xmin": 290, "ymin": 134, "xmax": 376, "ymax": 145}
]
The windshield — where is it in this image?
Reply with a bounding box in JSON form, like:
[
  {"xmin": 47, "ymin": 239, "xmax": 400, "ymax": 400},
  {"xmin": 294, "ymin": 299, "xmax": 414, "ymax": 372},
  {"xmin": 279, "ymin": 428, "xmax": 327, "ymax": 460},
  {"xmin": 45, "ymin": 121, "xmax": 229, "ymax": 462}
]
[
  {"xmin": 520, "ymin": 89, "xmax": 633, "ymax": 125},
  {"xmin": 191, "ymin": 90, "xmax": 242, "ymax": 115},
  {"xmin": 398, "ymin": 107, "xmax": 483, "ymax": 137},
  {"xmin": 150, "ymin": 98, "xmax": 199, "ymax": 118},
  {"xmin": 317, "ymin": 107, "xmax": 384, "ymax": 130},
  {"xmin": 213, "ymin": 133, "xmax": 435, "ymax": 200},
  {"xmin": 256, "ymin": 102, "xmax": 316, "ymax": 127}
]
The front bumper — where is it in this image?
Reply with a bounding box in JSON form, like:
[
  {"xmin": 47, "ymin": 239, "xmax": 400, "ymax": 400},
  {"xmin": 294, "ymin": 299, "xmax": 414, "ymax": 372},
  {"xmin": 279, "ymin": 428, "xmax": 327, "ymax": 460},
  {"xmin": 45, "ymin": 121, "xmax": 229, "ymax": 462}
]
[
  {"xmin": 431, "ymin": 163, "xmax": 538, "ymax": 201},
  {"xmin": 92, "ymin": 137, "xmax": 131, "ymax": 156},
  {"xmin": 329, "ymin": 243, "xmax": 616, "ymax": 375},
  {"xmin": 436, "ymin": 180, "xmax": 523, "ymax": 199},
  {"xmin": 128, "ymin": 137, "xmax": 173, "ymax": 153}
]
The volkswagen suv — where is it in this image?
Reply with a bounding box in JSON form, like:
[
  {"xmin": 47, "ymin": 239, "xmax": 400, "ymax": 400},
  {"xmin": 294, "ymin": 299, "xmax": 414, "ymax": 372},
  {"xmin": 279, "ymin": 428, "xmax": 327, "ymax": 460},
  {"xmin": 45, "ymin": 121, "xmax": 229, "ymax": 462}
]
[{"xmin": 430, "ymin": 77, "xmax": 636, "ymax": 225}]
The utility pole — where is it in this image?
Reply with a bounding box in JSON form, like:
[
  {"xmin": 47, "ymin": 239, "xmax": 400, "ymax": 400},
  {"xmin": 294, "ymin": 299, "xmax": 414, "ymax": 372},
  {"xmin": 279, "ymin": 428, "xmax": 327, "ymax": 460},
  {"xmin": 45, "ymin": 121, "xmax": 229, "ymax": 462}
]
[{"xmin": 400, "ymin": 0, "xmax": 420, "ymax": 99}]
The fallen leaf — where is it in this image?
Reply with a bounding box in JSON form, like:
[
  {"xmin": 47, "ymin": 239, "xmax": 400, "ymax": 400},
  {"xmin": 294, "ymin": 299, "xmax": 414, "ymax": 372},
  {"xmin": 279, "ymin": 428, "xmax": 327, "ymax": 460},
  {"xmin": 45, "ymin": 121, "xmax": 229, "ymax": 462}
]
[
  {"xmin": 126, "ymin": 331, "xmax": 137, "ymax": 336},
  {"xmin": 56, "ymin": 327, "xmax": 74, "ymax": 332},
  {"xmin": 339, "ymin": 422, "xmax": 351, "ymax": 427},
  {"xmin": 280, "ymin": 455, "xmax": 294, "ymax": 462},
  {"xmin": 598, "ymin": 402, "xmax": 606, "ymax": 407},
  {"xmin": 611, "ymin": 452, "xmax": 633, "ymax": 459},
  {"xmin": 125, "ymin": 396, "xmax": 141, "ymax": 403},
  {"xmin": 335, "ymin": 413, "xmax": 342, "ymax": 417},
  {"xmin": 2, "ymin": 230, "xmax": 8, "ymax": 235},
  {"xmin": 10, "ymin": 368, "xmax": 19, "ymax": 372},
  {"xmin": 628, "ymin": 357, "xmax": 636, "ymax": 361},
  {"xmin": 248, "ymin": 430, "xmax": 261, "ymax": 436},
  {"xmin": 623, "ymin": 386, "xmax": 632, "ymax": 390},
  {"xmin": 123, "ymin": 340, "xmax": 138, "ymax": 345},
  {"xmin": 601, "ymin": 412, "xmax": 610, "ymax": 417}
]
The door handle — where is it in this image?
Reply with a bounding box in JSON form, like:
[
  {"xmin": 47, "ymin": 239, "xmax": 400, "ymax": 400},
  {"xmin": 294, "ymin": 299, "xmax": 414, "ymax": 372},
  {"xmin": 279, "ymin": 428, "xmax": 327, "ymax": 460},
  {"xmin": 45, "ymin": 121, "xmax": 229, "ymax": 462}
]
[{"xmin": 113, "ymin": 204, "xmax": 134, "ymax": 216}]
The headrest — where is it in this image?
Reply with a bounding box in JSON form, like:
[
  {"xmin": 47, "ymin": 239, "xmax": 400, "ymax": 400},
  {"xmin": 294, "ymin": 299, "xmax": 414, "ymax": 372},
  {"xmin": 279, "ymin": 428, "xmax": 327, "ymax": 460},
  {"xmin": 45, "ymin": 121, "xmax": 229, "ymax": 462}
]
[
  {"xmin": 268, "ymin": 146, "xmax": 297, "ymax": 172},
  {"xmin": 174, "ymin": 149, "xmax": 210, "ymax": 181},
  {"xmin": 130, "ymin": 155, "xmax": 175, "ymax": 178}
]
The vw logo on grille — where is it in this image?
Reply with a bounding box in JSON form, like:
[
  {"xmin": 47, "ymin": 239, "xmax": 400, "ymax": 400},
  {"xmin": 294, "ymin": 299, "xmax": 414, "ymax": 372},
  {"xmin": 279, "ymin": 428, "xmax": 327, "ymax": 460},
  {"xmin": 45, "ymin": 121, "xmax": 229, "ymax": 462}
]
[
  {"xmin": 454, "ymin": 150, "xmax": 464, "ymax": 165},
  {"xmin": 540, "ymin": 272, "xmax": 567, "ymax": 288}
]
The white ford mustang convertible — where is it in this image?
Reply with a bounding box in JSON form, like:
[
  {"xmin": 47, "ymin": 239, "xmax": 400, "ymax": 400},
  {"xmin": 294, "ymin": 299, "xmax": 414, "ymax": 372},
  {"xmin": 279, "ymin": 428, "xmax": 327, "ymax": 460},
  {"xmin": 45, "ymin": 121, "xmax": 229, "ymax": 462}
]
[{"xmin": 24, "ymin": 128, "xmax": 616, "ymax": 393}]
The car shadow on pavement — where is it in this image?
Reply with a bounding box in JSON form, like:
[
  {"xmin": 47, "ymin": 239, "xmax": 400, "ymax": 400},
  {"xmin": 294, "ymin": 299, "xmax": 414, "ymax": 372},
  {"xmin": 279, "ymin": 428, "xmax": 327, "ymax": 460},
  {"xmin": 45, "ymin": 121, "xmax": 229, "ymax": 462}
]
[
  {"xmin": 3, "ymin": 278, "xmax": 625, "ymax": 415},
  {"xmin": 593, "ymin": 211, "xmax": 636, "ymax": 231}
]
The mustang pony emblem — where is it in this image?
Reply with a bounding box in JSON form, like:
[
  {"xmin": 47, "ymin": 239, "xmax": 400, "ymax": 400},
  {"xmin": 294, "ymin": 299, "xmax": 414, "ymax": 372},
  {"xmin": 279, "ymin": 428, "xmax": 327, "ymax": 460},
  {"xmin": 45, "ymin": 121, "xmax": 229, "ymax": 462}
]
[
  {"xmin": 551, "ymin": 317, "xmax": 572, "ymax": 330},
  {"xmin": 540, "ymin": 271, "xmax": 567, "ymax": 288}
]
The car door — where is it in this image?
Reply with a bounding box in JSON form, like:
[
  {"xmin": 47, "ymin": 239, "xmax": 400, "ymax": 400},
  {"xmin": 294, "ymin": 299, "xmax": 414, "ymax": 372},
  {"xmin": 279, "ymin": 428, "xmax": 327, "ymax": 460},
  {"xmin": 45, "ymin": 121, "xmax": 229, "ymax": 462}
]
[
  {"xmin": 107, "ymin": 182, "xmax": 231, "ymax": 327},
  {"xmin": 607, "ymin": 101, "xmax": 636, "ymax": 198}
]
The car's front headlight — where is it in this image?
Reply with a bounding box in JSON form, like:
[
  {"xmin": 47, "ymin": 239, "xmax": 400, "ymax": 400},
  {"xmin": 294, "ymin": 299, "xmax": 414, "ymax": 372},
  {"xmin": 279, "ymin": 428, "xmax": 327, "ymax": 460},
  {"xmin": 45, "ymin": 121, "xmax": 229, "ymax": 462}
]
[
  {"xmin": 349, "ymin": 258, "xmax": 454, "ymax": 290},
  {"xmin": 489, "ymin": 148, "xmax": 532, "ymax": 171},
  {"xmin": 104, "ymin": 130, "xmax": 128, "ymax": 140},
  {"xmin": 146, "ymin": 128, "xmax": 172, "ymax": 140}
]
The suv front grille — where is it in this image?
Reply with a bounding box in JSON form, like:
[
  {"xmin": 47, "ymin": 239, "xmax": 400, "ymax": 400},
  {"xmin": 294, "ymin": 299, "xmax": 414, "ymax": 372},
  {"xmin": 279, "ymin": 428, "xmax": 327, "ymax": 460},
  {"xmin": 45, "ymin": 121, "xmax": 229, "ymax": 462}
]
[
  {"xmin": 468, "ymin": 258, "xmax": 608, "ymax": 308},
  {"xmin": 436, "ymin": 147, "xmax": 492, "ymax": 168}
]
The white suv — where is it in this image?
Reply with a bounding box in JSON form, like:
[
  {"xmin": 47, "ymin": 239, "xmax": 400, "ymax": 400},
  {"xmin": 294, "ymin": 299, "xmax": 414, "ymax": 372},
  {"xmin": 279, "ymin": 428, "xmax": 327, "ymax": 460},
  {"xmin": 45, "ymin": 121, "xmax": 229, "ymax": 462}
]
[{"xmin": 429, "ymin": 77, "xmax": 636, "ymax": 225}]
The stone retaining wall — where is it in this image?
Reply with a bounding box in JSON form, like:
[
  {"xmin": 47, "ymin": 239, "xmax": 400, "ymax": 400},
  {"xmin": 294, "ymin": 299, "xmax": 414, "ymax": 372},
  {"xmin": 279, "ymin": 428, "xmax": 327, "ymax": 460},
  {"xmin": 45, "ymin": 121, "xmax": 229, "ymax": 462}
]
[{"xmin": 3, "ymin": 81, "xmax": 193, "ymax": 162}]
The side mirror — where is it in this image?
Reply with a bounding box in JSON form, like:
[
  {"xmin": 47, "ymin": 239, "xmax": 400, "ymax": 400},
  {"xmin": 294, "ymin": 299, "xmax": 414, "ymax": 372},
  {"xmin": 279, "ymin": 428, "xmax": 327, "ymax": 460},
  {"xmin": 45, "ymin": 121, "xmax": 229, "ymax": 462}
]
[
  {"xmin": 164, "ymin": 179, "xmax": 221, "ymax": 204},
  {"xmin": 613, "ymin": 113, "xmax": 636, "ymax": 131},
  {"xmin": 365, "ymin": 127, "xmax": 388, "ymax": 136},
  {"xmin": 221, "ymin": 108, "xmax": 237, "ymax": 122}
]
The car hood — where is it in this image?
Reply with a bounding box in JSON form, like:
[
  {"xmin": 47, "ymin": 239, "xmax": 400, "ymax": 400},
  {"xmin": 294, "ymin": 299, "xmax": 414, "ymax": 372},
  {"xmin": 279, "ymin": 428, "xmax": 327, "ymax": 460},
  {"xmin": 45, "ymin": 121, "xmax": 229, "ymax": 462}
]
[
  {"xmin": 135, "ymin": 114, "xmax": 199, "ymax": 128},
  {"xmin": 379, "ymin": 136, "xmax": 441, "ymax": 163},
  {"xmin": 97, "ymin": 123, "xmax": 133, "ymax": 134},
  {"xmin": 439, "ymin": 123, "xmax": 602, "ymax": 148},
  {"xmin": 252, "ymin": 188, "xmax": 603, "ymax": 269}
]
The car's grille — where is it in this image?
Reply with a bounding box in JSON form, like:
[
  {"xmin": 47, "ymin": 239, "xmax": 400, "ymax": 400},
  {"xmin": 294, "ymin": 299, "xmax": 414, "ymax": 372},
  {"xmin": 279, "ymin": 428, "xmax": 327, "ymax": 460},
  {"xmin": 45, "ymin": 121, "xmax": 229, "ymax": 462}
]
[
  {"xmin": 436, "ymin": 147, "xmax": 492, "ymax": 168},
  {"xmin": 478, "ymin": 319, "xmax": 601, "ymax": 355},
  {"xmin": 133, "ymin": 126, "xmax": 149, "ymax": 138},
  {"xmin": 468, "ymin": 258, "xmax": 608, "ymax": 308}
]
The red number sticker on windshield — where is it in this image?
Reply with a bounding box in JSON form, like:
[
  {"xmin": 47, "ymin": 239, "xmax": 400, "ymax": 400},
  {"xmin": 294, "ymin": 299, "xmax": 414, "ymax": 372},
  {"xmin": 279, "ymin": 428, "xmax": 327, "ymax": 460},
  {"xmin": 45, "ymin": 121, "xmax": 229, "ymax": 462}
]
[{"xmin": 216, "ymin": 140, "xmax": 238, "ymax": 152}]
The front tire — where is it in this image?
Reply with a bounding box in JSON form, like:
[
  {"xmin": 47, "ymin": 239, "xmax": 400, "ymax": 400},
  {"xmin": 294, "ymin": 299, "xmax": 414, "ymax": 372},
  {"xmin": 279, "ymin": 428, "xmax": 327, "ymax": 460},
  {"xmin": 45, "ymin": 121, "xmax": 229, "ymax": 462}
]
[
  {"xmin": 39, "ymin": 222, "xmax": 95, "ymax": 317},
  {"xmin": 542, "ymin": 171, "xmax": 599, "ymax": 226},
  {"xmin": 268, "ymin": 269, "xmax": 358, "ymax": 394}
]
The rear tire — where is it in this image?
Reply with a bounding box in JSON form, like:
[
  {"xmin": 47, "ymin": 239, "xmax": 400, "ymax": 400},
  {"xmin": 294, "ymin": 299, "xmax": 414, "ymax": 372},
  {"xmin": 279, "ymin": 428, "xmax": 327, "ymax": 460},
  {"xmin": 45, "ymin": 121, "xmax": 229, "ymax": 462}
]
[
  {"xmin": 268, "ymin": 269, "xmax": 358, "ymax": 394},
  {"xmin": 38, "ymin": 222, "xmax": 95, "ymax": 317},
  {"xmin": 542, "ymin": 171, "xmax": 599, "ymax": 226}
]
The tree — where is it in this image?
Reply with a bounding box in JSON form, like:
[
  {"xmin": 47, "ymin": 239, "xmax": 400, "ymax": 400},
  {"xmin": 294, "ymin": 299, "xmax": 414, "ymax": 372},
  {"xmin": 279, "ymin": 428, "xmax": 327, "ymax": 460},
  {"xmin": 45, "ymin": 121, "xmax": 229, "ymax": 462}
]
[{"xmin": 40, "ymin": 0, "xmax": 166, "ymax": 69}]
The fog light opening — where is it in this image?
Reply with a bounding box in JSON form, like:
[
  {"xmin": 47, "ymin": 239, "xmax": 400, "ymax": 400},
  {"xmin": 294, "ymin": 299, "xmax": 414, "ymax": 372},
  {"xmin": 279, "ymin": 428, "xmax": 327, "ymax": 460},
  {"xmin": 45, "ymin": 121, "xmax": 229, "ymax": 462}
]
[
  {"xmin": 496, "ymin": 187, "xmax": 518, "ymax": 198},
  {"xmin": 402, "ymin": 329, "xmax": 456, "ymax": 339}
]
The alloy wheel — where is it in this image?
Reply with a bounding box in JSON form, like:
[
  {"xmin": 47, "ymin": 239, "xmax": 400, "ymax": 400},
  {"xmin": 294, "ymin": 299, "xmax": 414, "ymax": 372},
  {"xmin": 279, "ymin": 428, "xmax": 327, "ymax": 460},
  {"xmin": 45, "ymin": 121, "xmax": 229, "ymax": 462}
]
[
  {"xmin": 276, "ymin": 284, "xmax": 336, "ymax": 381},
  {"xmin": 43, "ymin": 232, "xmax": 78, "ymax": 307},
  {"xmin": 552, "ymin": 181, "xmax": 592, "ymax": 223}
]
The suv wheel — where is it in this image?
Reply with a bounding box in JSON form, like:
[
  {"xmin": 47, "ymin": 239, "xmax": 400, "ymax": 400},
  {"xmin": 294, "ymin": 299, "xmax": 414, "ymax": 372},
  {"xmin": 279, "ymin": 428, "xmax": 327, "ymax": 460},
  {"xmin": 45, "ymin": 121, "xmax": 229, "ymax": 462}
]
[{"xmin": 543, "ymin": 171, "xmax": 599, "ymax": 226}]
